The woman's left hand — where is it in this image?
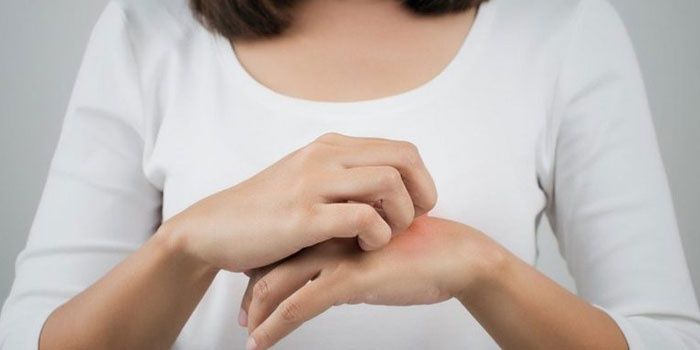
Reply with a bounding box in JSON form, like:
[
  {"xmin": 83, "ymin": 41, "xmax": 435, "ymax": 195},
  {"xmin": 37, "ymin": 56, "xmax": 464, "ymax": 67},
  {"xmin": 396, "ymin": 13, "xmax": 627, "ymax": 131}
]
[{"xmin": 239, "ymin": 215, "xmax": 510, "ymax": 350}]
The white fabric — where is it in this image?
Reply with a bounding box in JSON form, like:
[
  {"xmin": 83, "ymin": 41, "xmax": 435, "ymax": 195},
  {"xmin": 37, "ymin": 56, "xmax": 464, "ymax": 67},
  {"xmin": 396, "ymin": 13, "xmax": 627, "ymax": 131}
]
[{"xmin": 2, "ymin": 0, "xmax": 699, "ymax": 348}]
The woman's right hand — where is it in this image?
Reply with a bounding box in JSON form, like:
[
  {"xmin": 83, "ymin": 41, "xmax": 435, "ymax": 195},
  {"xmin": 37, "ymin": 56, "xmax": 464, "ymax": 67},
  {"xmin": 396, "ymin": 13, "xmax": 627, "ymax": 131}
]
[{"xmin": 161, "ymin": 132, "xmax": 438, "ymax": 273}]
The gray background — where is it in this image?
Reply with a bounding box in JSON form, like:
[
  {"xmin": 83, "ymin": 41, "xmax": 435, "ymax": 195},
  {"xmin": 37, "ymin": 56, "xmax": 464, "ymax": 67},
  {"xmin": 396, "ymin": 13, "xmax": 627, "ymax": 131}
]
[{"xmin": 1, "ymin": 0, "xmax": 698, "ymax": 300}]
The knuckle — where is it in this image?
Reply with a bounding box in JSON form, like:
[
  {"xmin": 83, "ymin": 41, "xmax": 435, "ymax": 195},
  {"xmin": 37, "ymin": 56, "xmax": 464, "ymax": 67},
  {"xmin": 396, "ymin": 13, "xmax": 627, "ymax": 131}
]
[
  {"xmin": 296, "ymin": 144, "xmax": 317, "ymax": 162},
  {"xmin": 376, "ymin": 167, "xmax": 403, "ymax": 190},
  {"xmin": 296, "ymin": 142, "xmax": 344, "ymax": 170},
  {"xmin": 279, "ymin": 300, "xmax": 303, "ymax": 323},
  {"xmin": 295, "ymin": 142, "xmax": 326, "ymax": 165},
  {"xmin": 253, "ymin": 278, "xmax": 270, "ymax": 301},
  {"xmin": 399, "ymin": 140, "xmax": 419, "ymax": 155},
  {"xmin": 315, "ymin": 132, "xmax": 342, "ymax": 144},
  {"xmin": 397, "ymin": 141, "xmax": 420, "ymax": 167}
]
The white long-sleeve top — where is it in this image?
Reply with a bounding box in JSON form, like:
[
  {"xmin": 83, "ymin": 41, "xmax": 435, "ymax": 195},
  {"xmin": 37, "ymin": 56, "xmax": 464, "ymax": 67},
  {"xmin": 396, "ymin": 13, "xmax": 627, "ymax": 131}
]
[{"xmin": 2, "ymin": 0, "xmax": 699, "ymax": 348}]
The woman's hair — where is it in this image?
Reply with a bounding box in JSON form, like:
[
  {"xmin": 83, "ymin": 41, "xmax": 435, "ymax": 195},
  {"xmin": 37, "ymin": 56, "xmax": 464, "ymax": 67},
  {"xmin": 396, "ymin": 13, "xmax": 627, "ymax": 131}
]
[{"xmin": 190, "ymin": 0, "xmax": 489, "ymax": 39}]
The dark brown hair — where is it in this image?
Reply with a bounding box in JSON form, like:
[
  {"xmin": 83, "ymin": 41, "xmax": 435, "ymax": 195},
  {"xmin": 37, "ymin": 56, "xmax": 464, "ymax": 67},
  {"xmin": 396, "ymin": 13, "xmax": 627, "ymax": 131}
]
[{"xmin": 190, "ymin": 0, "xmax": 488, "ymax": 39}]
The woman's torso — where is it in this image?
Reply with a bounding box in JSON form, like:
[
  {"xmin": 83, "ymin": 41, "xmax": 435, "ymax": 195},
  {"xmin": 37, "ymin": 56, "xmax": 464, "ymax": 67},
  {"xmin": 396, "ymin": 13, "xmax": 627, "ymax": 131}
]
[{"xmin": 125, "ymin": 0, "xmax": 577, "ymax": 347}]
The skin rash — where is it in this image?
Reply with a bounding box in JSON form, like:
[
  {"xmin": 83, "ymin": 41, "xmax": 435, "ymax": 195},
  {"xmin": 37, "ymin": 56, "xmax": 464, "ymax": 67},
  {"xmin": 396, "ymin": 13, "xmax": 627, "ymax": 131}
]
[{"xmin": 239, "ymin": 215, "xmax": 628, "ymax": 350}]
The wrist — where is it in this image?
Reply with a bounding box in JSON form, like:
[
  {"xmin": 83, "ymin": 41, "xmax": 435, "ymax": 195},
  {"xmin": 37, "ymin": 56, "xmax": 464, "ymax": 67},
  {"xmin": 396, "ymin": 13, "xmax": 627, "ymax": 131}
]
[
  {"xmin": 455, "ymin": 240, "xmax": 515, "ymax": 303},
  {"xmin": 153, "ymin": 219, "xmax": 220, "ymax": 277}
]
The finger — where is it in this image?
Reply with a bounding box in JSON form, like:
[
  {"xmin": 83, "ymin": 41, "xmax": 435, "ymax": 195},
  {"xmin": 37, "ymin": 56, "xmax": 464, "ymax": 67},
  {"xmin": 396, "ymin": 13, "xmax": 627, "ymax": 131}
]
[
  {"xmin": 240, "ymin": 282, "xmax": 254, "ymax": 327},
  {"xmin": 240, "ymin": 266, "xmax": 275, "ymax": 327},
  {"xmin": 247, "ymin": 276, "xmax": 349, "ymax": 350},
  {"xmin": 247, "ymin": 254, "xmax": 322, "ymax": 331},
  {"xmin": 314, "ymin": 133, "xmax": 438, "ymax": 216},
  {"xmin": 304, "ymin": 202, "xmax": 392, "ymax": 251},
  {"xmin": 320, "ymin": 166, "xmax": 414, "ymax": 233}
]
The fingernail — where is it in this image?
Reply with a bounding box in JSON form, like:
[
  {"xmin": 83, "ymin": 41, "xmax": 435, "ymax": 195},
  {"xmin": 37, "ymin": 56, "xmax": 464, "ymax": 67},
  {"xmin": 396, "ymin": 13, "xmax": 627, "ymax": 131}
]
[
  {"xmin": 238, "ymin": 308, "xmax": 248, "ymax": 327},
  {"xmin": 358, "ymin": 237, "xmax": 369, "ymax": 251},
  {"xmin": 246, "ymin": 336, "xmax": 257, "ymax": 350}
]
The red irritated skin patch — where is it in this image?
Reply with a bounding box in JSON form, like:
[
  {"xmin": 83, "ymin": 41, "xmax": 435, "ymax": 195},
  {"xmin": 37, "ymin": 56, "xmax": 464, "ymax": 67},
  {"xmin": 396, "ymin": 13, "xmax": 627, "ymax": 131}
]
[
  {"xmin": 385, "ymin": 214, "xmax": 444, "ymax": 256},
  {"xmin": 347, "ymin": 215, "xmax": 484, "ymax": 306}
]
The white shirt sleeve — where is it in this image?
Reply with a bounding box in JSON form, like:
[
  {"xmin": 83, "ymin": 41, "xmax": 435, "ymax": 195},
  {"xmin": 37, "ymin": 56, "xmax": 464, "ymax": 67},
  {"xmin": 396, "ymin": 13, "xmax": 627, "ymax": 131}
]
[
  {"xmin": 544, "ymin": 0, "xmax": 700, "ymax": 348},
  {"xmin": 0, "ymin": 3, "xmax": 162, "ymax": 349}
]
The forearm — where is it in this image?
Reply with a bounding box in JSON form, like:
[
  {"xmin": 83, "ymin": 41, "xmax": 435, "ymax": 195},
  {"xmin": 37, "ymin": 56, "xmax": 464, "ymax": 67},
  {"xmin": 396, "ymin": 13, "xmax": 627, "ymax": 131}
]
[
  {"xmin": 457, "ymin": 249, "xmax": 628, "ymax": 350},
  {"xmin": 39, "ymin": 224, "xmax": 219, "ymax": 350}
]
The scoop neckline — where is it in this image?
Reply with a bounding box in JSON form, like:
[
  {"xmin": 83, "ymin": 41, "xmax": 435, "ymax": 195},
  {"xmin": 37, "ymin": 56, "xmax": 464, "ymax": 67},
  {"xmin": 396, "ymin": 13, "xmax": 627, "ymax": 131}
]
[{"xmin": 212, "ymin": 0, "xmax": 497, "ymax": 119}]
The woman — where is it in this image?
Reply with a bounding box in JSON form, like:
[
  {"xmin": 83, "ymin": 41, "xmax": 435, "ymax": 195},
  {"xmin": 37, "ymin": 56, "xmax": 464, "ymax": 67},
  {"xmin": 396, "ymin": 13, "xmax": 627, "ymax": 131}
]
[{"xmin": 1, "ymin": 0, "xmax": 699, "ymax": 348}]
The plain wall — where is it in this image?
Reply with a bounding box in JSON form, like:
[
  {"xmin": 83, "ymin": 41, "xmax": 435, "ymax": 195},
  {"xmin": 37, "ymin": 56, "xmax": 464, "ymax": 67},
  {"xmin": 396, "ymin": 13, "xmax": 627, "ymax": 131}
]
[{"xmin": 1, "ymin": 0, "xmax": 698, "ymax": 302}]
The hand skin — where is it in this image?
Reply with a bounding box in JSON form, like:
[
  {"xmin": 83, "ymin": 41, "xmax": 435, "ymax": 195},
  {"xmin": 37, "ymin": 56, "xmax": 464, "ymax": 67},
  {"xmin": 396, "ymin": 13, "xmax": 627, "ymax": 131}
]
[
  {"xmin": 38, "ymin": 133, "xmax": 437, "ymax": 350},
  {"xmin": 167, "ymin": 132, "xmax": 437, "ymax": 273},
  {"xmin": 241, "ymin": 215, "xmax": 629, "ymax": 350}
]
